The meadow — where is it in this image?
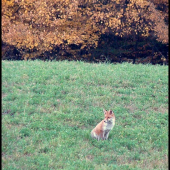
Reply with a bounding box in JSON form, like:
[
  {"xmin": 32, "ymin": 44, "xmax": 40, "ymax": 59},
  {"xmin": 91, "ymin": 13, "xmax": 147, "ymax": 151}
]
[{"xmin": 2, "ymin": 60, "xmax": 168, "ymax": 170}]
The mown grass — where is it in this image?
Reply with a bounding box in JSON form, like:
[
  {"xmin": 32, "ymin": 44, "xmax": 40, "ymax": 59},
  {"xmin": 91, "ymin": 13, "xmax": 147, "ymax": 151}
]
[{"xmin": 2, "ymin": 60, "xmax": 168, "ymax": 170}]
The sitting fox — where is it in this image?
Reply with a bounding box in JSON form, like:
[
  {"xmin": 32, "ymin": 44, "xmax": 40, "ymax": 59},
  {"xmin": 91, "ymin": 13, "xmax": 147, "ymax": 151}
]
[{"xmin": 91, "ymin": 109, "xmax": 115, "ymax": 140}]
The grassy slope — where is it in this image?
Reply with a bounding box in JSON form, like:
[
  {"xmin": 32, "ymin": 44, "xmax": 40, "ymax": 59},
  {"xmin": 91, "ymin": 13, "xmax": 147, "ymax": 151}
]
[{"xmin": 2, "ymin": 60, "xmax": 168, "ymax": 170}]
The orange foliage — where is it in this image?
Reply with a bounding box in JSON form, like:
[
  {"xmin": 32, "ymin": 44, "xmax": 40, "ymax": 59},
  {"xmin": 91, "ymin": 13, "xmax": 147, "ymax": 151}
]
[{"xmin": 1, "ymin": 0, "xmax": 169, "ymax": 61}]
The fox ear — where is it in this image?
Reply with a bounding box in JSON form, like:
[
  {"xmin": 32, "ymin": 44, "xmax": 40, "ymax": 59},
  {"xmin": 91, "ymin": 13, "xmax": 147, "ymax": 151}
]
[
  {"xmin": 103, "ymin": 109, "xmax": 107, "ymax": 114},
  {"xmin": 109, "ymin": 110, "xmax": 113, "ymax": 114}
]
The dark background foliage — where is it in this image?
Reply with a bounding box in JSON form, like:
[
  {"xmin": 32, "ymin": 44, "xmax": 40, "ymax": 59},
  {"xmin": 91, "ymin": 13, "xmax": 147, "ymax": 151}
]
[{"xmin": 2, "ymin": 0, "xmax": 169, "ymax": 64}]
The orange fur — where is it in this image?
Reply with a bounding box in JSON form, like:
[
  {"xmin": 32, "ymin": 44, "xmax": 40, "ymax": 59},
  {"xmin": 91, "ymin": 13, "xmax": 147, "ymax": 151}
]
[{"xmin": 91, "ymin": 109, "xmax": 115, "ymax": 140}]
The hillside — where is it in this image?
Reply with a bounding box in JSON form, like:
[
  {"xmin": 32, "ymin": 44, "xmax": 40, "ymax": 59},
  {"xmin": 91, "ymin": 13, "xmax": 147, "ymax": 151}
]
[{"xmin": 2, "ymin": 61, "xmax": 168, "ymax": 169}]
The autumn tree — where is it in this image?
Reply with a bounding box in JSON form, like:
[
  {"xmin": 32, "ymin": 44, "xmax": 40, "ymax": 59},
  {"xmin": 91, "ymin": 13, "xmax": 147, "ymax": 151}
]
[
  {"xmin": 2, "ymin": 0, "xmax": 168, "ymax": 64},
  {"xmin": 115, "ymin": 0, "xmax": 168, "ymax": 63}
]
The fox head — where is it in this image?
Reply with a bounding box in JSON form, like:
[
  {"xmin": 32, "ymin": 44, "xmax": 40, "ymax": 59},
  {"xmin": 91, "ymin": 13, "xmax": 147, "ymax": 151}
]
[{"xmin": 103, "ymin": 109, "xmax": 115, "ymax": 123}]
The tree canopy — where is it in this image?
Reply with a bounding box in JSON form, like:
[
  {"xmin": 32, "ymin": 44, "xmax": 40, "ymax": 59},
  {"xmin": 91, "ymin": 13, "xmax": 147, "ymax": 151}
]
[{"xmin": 2, "ymin": 0, "xmax": 169, "ymax": 64}]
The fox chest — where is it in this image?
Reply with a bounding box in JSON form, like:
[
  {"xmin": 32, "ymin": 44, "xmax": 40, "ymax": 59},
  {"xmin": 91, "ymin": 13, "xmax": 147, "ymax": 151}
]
[{"xmin": 103, "ymin": 122, "xmax": 114, "ymax": 132}]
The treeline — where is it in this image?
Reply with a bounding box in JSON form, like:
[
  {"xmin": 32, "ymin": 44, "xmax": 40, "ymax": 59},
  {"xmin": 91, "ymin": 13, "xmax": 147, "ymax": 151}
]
[{"xmin": 2, "ymin": 0, "xmax": 169, "ymax": 64}]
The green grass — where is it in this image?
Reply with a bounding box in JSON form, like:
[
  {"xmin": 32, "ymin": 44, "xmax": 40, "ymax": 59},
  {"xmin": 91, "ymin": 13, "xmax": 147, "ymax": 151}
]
[{"xmin": 2, "ymin": 60, "xmax": 168, "ymax": 170}]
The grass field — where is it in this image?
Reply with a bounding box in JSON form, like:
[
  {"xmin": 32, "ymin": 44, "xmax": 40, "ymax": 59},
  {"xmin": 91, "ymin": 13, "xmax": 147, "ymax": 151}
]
[{"xmin": 2, "ymin": 60, "xmax": 168, "ymax": 170}]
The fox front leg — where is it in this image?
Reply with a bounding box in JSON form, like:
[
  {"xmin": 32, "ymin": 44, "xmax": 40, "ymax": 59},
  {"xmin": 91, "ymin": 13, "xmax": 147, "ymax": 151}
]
[
  {"xmin": 103, "ymin": 132, "xmax": 106, "ymax": 140},
  {"xmin": 103, "ymin": 131, "xmax": 110, "ymax": 140},
  {"xmin": 105, "ymin": 131, "xmax": 110, "ymax": 140},
  {"xmin": 101, "ymin": 132, "xmax": 105, "ymax": 140}
]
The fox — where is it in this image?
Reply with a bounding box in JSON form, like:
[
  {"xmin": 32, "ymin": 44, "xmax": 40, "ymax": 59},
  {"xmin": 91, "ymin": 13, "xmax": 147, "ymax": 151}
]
[{"xmin": 91, "ymin": 109, "xmax": 115, "ymax": 140}]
